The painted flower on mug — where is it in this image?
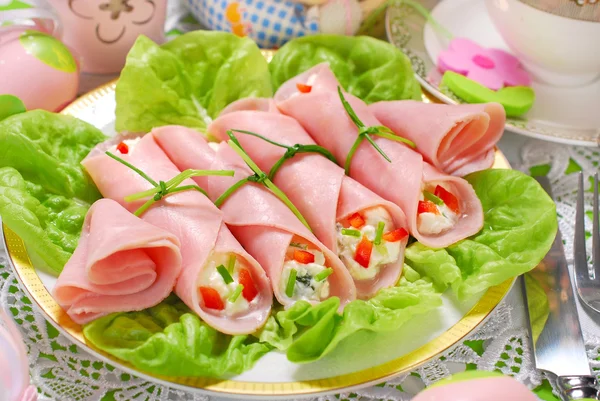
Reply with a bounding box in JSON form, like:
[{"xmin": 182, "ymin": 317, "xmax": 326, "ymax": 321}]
[
  {"xmin": 438, "ymin": 38, "xmax": 532, "ymax": 91},
  {"xmin": 68, "ymin": 0, "xmax": 156, "ymax": 44}
]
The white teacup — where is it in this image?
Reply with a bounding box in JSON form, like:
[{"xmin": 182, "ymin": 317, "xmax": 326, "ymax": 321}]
[{"xmin": 485, "ymin": 0, "xmax": 600, "ymax": 87}]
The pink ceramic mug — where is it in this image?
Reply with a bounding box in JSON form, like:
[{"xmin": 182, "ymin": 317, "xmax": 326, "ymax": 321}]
[
  {"xmin": 0, "ymin": 308, "xmax": 37, "ymax": 401},
  {"xmin": 0, "ymin": 0, "xmax": 79, "ymax": 111},
  {"xmin": 49, "ymin": 0, "xmax": 167, "ymax": 74}
]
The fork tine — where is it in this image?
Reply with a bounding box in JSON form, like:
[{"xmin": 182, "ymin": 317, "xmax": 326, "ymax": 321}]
[
  {"xmin": 574, "ymin": 172, "xmax": 590, "ymax": 285},
  {"xmin": 593, "ymin": 173, "xmax": 600, "ymax": 280}
]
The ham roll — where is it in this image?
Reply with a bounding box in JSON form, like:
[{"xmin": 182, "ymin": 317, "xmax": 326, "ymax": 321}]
[
  {"xmin": 82, "ymin": 135, "xmax": 272, "ymax": 335},
  {"xmin": 274, "ymin": 63, "xmax": 484, "ymax": 248},
  {"xmin": 369, "ymin": 100, "xmax": 505, "ymax": 177},
  {"xmin": 207, "ymin": 100, "xmax": 409, "ymax": 299},
  {"xmin": 53, "ymin": 199, "xmax": 182, "ymax": 325},
  {"xmin": 153, "ymin": 126, "xmax": 356, "ymax": 308}
]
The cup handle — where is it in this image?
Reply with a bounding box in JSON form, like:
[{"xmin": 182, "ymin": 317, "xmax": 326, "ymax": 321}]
[{"xmin": 0, "ymin": 7, "xmax": 61, "ymax": 38}]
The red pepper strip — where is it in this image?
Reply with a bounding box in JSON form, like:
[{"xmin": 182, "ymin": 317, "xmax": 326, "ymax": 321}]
[
  {"xmin": 116, "ymin": 141, "xmax": 129, "ymax": 154},
  {"xmin": 199, "ymin": 287, "xmax": 224, "ymax": 310},
  {"xmin": 382, "ymin": 228, "xmax": 409, "ymax": 242},
  {"xmin": 434, "ymin": 185, "xmax": 460, "ymax": 214},
  {"xmin": 239, "ymin": 268, "xmax": 258, "ymax": 302},
  {"xmin": 296, "ymin": 83, "xmax": 312, "ymax": 93},
  {"xmin": 354, "ymin": 235, "xmax": 373, "ymax": 268},
  {"xmin": 293, "ymin": 249, "xmax": 315, "ymax": 264},
  {"xmin": 417, "ymin": 200, "xmax": 440, "ymax": 215},
  {"xmin": 348, "ymin": 212, "xmax": 365, "ymax": 229}
]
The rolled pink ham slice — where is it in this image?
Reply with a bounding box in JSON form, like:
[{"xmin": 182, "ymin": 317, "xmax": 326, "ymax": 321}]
[
  {"xmin": 153, "ymin": 125, "xmax": 356, "ymax": 308},
  {"xmin": 53, "ymin": 199, "xmax": 181, "ymax": 325},
  {"xmin": 274, "ymin": 64, "xmax": 483, "ymax": 248},
  {"xmin": 369, "ymin": 100, "xmax": 505, "ymax": 177},
  {"xmin": 207, "ymin": 99, "xmax": 409, "ymax": 298},
  {"xmin": 82, "ymin": 135, "xmax": 272, "ymax": 335}
]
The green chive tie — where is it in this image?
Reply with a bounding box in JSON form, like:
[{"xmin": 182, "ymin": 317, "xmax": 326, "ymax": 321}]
[
  {"xmin": 337, "ymin": 87, "xmax": 416, "ymax": 175},
  {"xmin": 228, "ymin": 129, "xmax": 337, "ymax": 180},
  {"xmin": 106, "ymin": 151, "xmax": 235, "ymax": 217}
]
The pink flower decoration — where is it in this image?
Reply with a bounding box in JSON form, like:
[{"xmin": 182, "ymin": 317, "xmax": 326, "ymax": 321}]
[
  {"xmin": 0, "ymin": 308, "xmax": 37, "ymax": 401},
  {"xmin": 438, "ymin": 38, "xmax": 532, "ymax": 91}
]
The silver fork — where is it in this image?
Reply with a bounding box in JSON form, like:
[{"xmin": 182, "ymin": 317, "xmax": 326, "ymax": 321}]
[{"xmin": 574, "ymin": 172, "xmax": 600, "ymax": 313}]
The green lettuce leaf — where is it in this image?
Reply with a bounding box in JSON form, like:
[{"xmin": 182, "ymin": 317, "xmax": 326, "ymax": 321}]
[
  {"xmin": 115, "ymin": 32, "xmax": 273, "ymax": 134},
  {"xmin": 523, "ymin": 273, "xmax": 549, "ymax": 344},
  {"xmin": 448, "ymin": 169, "xmax": 557, "ymax": 299},
  {"xmin": 259, "ymin": 277, "xmax": 442, "ymax": 363},
  {"xmin": 83, "ymin": 295, "xmax": 271, "ymax": 377},
  {"xmin": 269, "ymin": 35, "xmax": 422, "ymax": 103},
  {"xmin": 0, "ymin": 110, "xmax": 106, "ymax": 274},
  {"xmin": 404, "ymin": 242, "xmax": 461, "ymax": 291}
]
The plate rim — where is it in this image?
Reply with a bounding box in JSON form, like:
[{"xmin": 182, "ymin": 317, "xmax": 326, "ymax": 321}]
[
  {"xmin": 2, "ymin": 79, "xmax": 514, "ymax": 398},
  {"xmin": 384, "ymin": 0, "xmax": 600, "ymax": 148}
]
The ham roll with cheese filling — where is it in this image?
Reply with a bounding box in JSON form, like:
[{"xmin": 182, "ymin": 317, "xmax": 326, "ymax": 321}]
[
  {"xmin": 153, "ymin": 125, "xmax": 356, "ymax": 308},
  {"xmin": 82, "ymin": 134, "xmax": 272, "ymax": 335},
  {"xmin": 274, "ymin": 63, "xmax": 484, "ymax": 248}
]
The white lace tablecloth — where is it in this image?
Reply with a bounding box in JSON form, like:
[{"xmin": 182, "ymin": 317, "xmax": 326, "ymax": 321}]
[{"xmin": 2, "ymin": 132, "xmax": 600, "ymax": 401}]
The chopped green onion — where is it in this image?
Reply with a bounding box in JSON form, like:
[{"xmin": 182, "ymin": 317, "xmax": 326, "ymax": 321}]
[
  {"xmin": 314, "ymin": 268, "xmax": 334, "ymax": 282},
  {"xmin": 374, "ymin": 221, "xmax": 385, "ymax": 245},
  {"xmin": 341, "ymin": 228, "xmax": 361, "ymax": 237},
  {"xmin": 227, "ymin": 255, "xmax": 236, "ymax": 274},
  {"xmin": 217, "ymin": 264, "xmax": 234, "ymax": 284},
  {"xmin": 228, "ymin": 285, "xmax": 244, "ymax": 302},
  {"xmin": 424, "ymin": 191, "xmax": 443, "ymax": 205},
  {"xmin": 285, "ymin": 269, "xmax": 297, "ymax": 298},
  {"xmin": 290, "ymin": 242, "xmax": 308, "ymax": 249}
]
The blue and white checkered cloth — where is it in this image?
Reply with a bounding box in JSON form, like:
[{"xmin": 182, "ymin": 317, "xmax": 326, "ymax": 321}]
[{"xmin": 187, "ymin": 0, "xmax": 320, "ymax": 48}]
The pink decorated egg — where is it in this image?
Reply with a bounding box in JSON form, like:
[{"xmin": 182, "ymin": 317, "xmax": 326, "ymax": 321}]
[
  {"xmin": 412, "ymin": 371, "xmax": 538, "ymax": 401},
  {"xmin": 0, "ymin": 308, "xmax": 37, "ymax": 401},
  {"xmin": 0, "ymin": 28, "xmax": 79, "ymax": 111}
]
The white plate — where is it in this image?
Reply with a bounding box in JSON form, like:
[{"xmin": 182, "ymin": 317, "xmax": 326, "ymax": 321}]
[
  {"xmin": 386, "ymin": 0, "xmax": 600, "ymax": 147},
  {"xmin": 1, "ymin": 82, "xmax": 513, "ymax": 399}
]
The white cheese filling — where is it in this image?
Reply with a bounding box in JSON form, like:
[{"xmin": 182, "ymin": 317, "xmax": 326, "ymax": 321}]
[
  {"xmin": 290, "ymin": 73, "xmax": 318, "ymax": 99},
  {"xmin": 111, "ymin": 137, "xmax": 142, "ymax": 154},
  {"xmin": 417, "ymin": 182, "xmax": 460, "ymax": 235},
  {"xmin": 281, "ymin": 246, "xmax": 331, "ymax": 302},
  {"xmin": 336, "ymin": 207, "xmax": 402, "ymax": 281},
  {"xmin": 198, "ymin": 253, "xmax": 255, "ymax": 315}
]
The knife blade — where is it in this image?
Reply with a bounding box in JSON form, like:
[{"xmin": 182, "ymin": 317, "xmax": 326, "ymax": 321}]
[{"xmin": 522, "ymin": 176, "xmax": 597, "ymax": 400}]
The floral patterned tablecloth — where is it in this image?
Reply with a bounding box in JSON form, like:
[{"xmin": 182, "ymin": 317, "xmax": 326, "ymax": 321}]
[{"xmin": 2, "ymin": 132, "xmax": 600, "ymax": 401}]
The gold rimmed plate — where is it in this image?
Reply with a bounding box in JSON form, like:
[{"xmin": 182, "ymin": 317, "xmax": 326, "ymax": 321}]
[{"xmin": 2, "ymin": 80, "xmax": 513, "ymax": 399}]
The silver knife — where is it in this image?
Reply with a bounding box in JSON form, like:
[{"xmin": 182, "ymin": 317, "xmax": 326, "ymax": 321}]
[{"xmin": 522, "ymin": 176, "xmax": 598, "ymax": 400}]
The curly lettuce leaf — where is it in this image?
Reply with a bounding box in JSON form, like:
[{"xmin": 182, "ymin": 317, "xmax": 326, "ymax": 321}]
[
  {"xmin": 83, "ymin": 295, "xmax": 271, "ymax": 377},
  {"xmin": 404, "ymin": 242, "xmax": 461, "ymax": 291},
  {"xmin": 115, "ymin": 32, "xmax": 273, "ymax": 133},
  {"xmin": 259, "ymin": 278, "xmax": 442, "ymax": 363},
  {"xmin": 0, "ymin": 110, "xmax": 106, "ymax": 274},
  {"xmin": 269, "ymin": 35, "xmax": 422, "ymax": 103},
  {"xmin": 448, "ymin": 169, "xmax": 557, "ymax": 299}
]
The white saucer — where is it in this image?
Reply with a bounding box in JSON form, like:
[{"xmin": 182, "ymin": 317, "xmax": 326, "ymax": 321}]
[{"xmin": 386, "ymin": 0, "xmax": 600, "ymax": 147}]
